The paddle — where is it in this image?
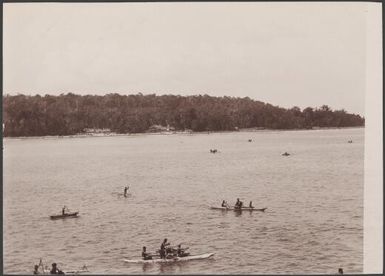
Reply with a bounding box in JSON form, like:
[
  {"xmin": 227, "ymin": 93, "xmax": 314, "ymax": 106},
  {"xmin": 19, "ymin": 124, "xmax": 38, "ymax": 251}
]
[{"xmin": 38, "ymin": 258, "xmax": 45, "ymax": 273}]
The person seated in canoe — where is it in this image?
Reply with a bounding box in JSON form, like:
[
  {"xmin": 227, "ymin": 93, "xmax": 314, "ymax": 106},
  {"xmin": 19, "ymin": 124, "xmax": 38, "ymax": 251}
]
[
  {"xmin": 221, "ymin": 200, "xmax": 230, "ymax": 208},
  {"xmin": 166, "ymin": 245, "xmax": 173, "ymax": 254},
  {"xmin": 235, "ymin": 198, "xmax": 243, "ymax": 209},
  {"xmin": 50, "ymin": 263, "xmax": 65, "ymax": 274},
  {"xmin": 177, "ymin": 244, "xmax": 190, "ymax": 257},
  {"xmin": 160, "ymin": 238, "xmax": 170, "ymax": 259},
  {"xmin": 33, "ymin": 264, "xmax": 39, "ymax": 274},
  {"xmin": 142, "ymin": 246, "xmax": 152, "ymax": 260}
]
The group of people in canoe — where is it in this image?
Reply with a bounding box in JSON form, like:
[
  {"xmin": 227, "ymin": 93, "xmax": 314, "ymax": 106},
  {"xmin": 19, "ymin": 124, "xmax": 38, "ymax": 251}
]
[
  {"xmin": 222, "ymin": 198, "xmax": 254, "ymax": 209},
  {"xmin": 33, "ymin": 261, "xmax": 64, "ymax": 275},
  {"xmin": 33, "ymin": 259, "xmax": 89, "ymax": 275},
  {"xmin": 142, "ymin": 239, "xmax": 190, "ymax": 260}
]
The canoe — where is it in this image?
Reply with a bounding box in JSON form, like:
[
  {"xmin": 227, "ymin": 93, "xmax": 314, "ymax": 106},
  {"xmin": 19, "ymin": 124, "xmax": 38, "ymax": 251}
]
[
  {"xmin": 210, "ymin": 207, "xmax": 267, "ymax": 212},
  {"xmin": 34, "ymin": 260, "xmax": 88, "ymax": 275},
  {"xmin": 124, "ymin": 252, "xmax": 215, "ymax": 264},
  {"xmin": 36, "ymin": 268, "xmax": 89, "ymax": 275},
  {"xmin": 50, "ymin": 212, "xmax": 79, "ymax": 220}
]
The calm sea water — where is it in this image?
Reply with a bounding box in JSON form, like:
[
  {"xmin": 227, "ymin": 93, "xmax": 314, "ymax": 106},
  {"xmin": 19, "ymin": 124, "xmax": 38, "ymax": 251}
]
[{"xmin": 3, "ymin": 128, "xmax": 364, "ymax": 274}]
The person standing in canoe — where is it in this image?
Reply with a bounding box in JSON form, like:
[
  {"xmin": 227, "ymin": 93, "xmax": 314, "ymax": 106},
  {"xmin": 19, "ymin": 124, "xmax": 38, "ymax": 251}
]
[
  {"xmin": 249, "ymin": 201, "xmax": 254, "ymax": 208},
  {"xmin": 124, "ymin": 186, "xmax": 129, "ymax": 197},
  {"xmin": 142, "ymin": 246, "xmax": 152, "ymax": 260},
  {"xmin": 160, "ymin": 239, "xmax": 170, "ymax": 259},
  {"xmin": 62, "ymin": 206, "xmax": 66, "ymax": 215}
]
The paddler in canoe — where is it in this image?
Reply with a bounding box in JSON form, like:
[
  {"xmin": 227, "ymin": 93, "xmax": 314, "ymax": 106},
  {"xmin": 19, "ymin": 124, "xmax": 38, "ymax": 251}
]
[
  {"xmin": 124, "ymin": 186, "xmax": 129, "ymax": 197},
  {"xmin": 142, "ymin": 246, "xmax": 153, "ymax": 260},
  {"xmin": 33, "ymin": 265, "xmax": 39, "ymax": 275},
  {"xmin": 221, "ymin": 200, "xmax": 230, "ymax": 208},
  {"xmin": 62, "ymin": 206, "xmax": 68, "ymax": 215},
  {"xmin": 34, "ymin": 258, "xmax": 45, "ymax": 274},
  {"xmin": 160, "ymin": 238, "xmax": 170, "ymax": 259},
  {"xmin": 50, "ymin": 263, "xmax": 65, "ymax": 274},
  {"xmin": 234, "ymin": 198, "xmax": 243, "ymax": 209},
  {"xmin": 176, "ymin": 244, "xmax": 190, "ymax": 257}
]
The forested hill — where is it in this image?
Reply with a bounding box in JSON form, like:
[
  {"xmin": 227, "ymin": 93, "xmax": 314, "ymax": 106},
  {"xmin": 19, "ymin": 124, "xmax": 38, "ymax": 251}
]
[{"xmin": 3, "ymin": 93, "xmax": 364, "ymax": 137}]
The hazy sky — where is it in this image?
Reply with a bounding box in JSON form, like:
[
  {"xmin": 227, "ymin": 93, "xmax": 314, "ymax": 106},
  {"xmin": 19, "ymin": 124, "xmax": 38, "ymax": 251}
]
[{"xmin": 4, "ymin": 2, "xmax": 369, "ymax": 115}]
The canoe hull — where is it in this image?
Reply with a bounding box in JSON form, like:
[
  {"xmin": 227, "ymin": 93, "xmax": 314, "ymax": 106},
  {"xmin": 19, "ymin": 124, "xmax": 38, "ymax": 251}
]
[
  {"xmin": 36, "ymin": 269, "xmax": 88, "ymax": 275},
  {"xmin": 124, "ymin": 252, "xmax": 215, "ymax": 264},
  {"xmin": 50, "ymin": 212, "xmax": 79, "ymax": 220}
]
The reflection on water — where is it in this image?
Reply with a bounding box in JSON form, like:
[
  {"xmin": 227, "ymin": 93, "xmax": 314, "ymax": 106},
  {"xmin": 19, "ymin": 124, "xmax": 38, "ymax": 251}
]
[
  {"xmin": 4, "ymin": 128, "xmax": 364, "ymax": 274},
  {"xmin": 159, "ymin": 262, "xmax": 183, "ymax": 274},
  {"xmin": 142, "ymin": 263, "xmax": 153, "ymax": 273},
  {"xmin": 140, "ymin": 259, "xmax": 212, "ymax": 273}
]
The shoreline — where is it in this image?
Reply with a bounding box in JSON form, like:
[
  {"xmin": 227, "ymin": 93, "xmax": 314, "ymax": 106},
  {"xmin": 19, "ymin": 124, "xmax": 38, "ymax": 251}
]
[{"xmin": 3, "ymin": 126, "xmax": 364, "ymax": 140}]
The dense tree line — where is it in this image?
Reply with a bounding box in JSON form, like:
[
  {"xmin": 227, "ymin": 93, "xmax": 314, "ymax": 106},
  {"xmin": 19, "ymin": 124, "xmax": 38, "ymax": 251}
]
[{"xmin": 2, "ymin": 93, "xmax": 364, "ymax": 137}]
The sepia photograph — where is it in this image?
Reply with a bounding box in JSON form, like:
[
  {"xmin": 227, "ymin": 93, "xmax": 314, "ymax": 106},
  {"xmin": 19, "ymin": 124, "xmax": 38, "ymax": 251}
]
[{"xmin": 2, "ymin": 2, "xmax": 382, "ymax": 275}]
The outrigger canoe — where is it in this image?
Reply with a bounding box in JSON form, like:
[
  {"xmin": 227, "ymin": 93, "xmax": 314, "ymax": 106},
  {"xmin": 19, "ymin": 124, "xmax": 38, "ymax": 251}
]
[
  {"xmin": 37, "ymin": 268, "xmax": 89, "ymax": 275},
  {"xmin": 50, "ymin": 212, "xmax": 79, "ymax": 220},
  {"xmin": 124, "ymin": 253, "xmax": 215, "ymax": 264},
  {"xmin": 34, "ymin": 260, "xmax": 89, "ymax": 274},
  {"xmin": 210, "ymin": 207, "xmax": 267, "ymax": 212}
]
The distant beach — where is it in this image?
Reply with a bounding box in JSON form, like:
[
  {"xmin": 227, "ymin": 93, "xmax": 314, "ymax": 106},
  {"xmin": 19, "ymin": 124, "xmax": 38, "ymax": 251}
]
[{"xmin": 3, "ymin": 126, "xmax": 364, "ymax": 140}]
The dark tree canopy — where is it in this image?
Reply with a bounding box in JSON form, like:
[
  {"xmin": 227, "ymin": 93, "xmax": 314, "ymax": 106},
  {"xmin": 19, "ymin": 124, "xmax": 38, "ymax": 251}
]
[{"xmin": 2, "ymin": 93, "xmax": 364, "ymax": 137}]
